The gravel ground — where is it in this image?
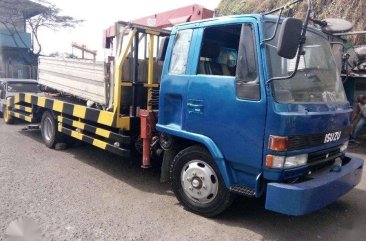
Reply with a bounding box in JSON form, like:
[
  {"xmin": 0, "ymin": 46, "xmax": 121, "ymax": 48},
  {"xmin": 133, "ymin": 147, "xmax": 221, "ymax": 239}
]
[{"xmin": 1, "ymin": 120, "xmax": 366, "ymax": 241}]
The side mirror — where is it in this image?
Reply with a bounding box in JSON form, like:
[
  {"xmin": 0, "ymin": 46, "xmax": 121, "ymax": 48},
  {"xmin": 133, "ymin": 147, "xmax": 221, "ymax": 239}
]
[{"xmin": 277, "ymin": 17, "xmax": 303, "ymax": 59}]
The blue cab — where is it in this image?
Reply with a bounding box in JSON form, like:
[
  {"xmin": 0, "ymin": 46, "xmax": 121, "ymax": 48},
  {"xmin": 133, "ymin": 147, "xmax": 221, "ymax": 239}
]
[{"xmin": 157, "ymin": 14, "xmax": 364, "ymax": 217}]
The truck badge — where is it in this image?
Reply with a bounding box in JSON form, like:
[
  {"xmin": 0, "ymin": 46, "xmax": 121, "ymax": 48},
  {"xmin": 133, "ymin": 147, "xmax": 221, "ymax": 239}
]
[{"xmin": 324, "ymin": 131, "xmax": 342, "ymax": 143}]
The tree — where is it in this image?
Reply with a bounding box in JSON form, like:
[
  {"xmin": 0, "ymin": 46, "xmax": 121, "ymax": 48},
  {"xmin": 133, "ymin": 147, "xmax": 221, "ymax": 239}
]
[
  {"xmin": 216, "ymin": 0, "xmax": 366, "ymax": 45},
  {"xmin": 27, "ymin": 0, "xmax": 84, "ymax": 54},
  {"xmin": 0, "ymin": 0, "xmax": 83, "ymax": 55}
]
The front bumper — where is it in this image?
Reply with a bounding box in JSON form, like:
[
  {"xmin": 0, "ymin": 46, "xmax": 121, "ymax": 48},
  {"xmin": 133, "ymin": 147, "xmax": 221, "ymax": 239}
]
[{"xmin": 265, "ymin": 155, "xmax": 364, "ymax": 216}]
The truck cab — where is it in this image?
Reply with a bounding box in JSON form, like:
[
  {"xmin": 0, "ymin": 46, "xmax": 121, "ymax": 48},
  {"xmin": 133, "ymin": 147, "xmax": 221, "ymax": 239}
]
[
  {"xmin": 157, "ymin": 14, "xmax": 364, "ymax": 216},
  {"xmin": 0, "ymin": 79, "xmax": 41, "ymax": 121}
]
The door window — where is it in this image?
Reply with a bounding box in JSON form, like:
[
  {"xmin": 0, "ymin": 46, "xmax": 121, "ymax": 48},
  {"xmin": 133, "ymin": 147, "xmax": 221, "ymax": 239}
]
[
  {"xmin": 236, "ymin": 24, "xmax": 260, "ymax": 100},
  {"xmin": 169, "ymin": 29, "xmax": 193, "ymax": 75},
  {"xmin": 196, "ymin": 23, "xmax": 260, "ymax": 100},
  {"xmin": 197, "ymin": 25, "xmax": 241, "ymax": 76},
  {"xmin": 0, "ymin": 84, "xmax": 4, "ymax": 99}
]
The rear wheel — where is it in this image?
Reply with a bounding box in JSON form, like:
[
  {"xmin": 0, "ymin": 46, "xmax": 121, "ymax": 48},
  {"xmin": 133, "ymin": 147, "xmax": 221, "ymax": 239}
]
[
  {"xmin": 170, "ymin": 145, "xmax": 233, "ymax": 217},
  {"xmin": 3, "ymin": 105, "xmax": 14, "ymax": 124},
  {"xmin": 40, "ymin": 111, "xmax": 64, "ymax": 148}
]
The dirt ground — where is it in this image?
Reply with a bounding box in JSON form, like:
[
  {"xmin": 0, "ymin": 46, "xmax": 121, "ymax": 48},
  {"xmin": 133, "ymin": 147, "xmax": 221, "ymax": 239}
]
[{"xmin": 1, "ymin": 120, "xmax": 366, "ymax": 241}]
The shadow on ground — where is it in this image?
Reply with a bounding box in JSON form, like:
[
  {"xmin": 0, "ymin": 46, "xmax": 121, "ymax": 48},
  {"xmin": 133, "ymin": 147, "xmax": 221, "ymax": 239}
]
[
  {"xmin": 18, "ymin": 128, "xmax": 172, "ymax": 196},
  {"xmin": 18, "ymin": 127, "xmax": 366, "ymax": 241}
]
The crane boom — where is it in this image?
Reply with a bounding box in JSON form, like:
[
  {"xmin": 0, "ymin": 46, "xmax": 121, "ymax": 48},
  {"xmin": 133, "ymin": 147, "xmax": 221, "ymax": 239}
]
[{"xmin": 103, "ymin": 4, "xmax": 214, "ymax": 48}]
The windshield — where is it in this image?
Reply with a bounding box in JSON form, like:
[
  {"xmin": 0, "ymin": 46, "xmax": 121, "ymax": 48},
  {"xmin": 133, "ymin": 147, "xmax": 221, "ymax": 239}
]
[
  {"xmin": 7, "ymin": 82, "xmax": 40, "ymax": 93},
  {"xmin": 265, "ymin": 21, "xmax": 347, "ymax": 103}
]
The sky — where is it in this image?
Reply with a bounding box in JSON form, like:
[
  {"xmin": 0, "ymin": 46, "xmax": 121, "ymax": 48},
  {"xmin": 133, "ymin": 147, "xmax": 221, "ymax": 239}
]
[{"xmin": 38, "ymin": 0, "xmax": 221, "ymax": 60}]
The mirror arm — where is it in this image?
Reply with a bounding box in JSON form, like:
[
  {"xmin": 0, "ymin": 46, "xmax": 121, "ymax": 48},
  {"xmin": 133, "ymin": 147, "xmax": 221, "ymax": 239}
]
[
  {"xmin": 263, "ymin": 0, "xmax": 305, "ymax": 45},
  {"xmin": 309, "ymin": 18, "xmax": 327, "ymax": 27},
  {"xmin": 263, "ymin": 8, "xmax": 284, "ymax": 43},
  {"xmin": 266, "ymin": 51, "xmax": 302, "ymax": 84},
  {"xmin": 266, "ymin": 0, "xmax": 312, "ymax": 84}
]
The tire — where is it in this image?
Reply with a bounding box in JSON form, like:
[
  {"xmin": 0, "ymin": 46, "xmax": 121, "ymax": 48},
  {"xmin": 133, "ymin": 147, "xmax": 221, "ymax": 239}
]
[
  {"xmin": 170, "ymin": 145, "xmax": 233, "ymax": 217},
  {"xmin": 3, "ymin": 105, "xmax": 14, "ymax": 124},
  {"xmin": 40, "ymin": 111, "xmax": 64, "ymax": 148}
]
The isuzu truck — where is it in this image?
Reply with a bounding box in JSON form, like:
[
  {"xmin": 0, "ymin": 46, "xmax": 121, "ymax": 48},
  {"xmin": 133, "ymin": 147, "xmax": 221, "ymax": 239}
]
[{"xmin": 3, "ymin": 0, "xmax": 363, "ymax": 217}]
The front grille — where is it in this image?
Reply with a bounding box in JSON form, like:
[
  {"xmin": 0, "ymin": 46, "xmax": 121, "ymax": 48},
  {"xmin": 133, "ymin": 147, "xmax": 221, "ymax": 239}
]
[
  {"xmin": 287, "ymin": 128, "xmax": 349, "ymax": 151},
  {"xmin": 308, "ymin": 147, "xmax": 341, "ymax": 165},
  {"xmin": 283, "ymin": 147, "xmax": 341, "ymax": 181}
]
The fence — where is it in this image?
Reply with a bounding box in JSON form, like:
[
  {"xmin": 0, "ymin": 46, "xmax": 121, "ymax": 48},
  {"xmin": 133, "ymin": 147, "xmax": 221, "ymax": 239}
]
[{"xmin": 0, "ymin": 64, "xmax": 38, "ymax": 79}]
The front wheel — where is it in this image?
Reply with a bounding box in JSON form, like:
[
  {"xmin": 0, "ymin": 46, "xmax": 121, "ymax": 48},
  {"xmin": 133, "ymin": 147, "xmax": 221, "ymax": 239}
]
[
  {"xmin": 3, "ymin": 105, "xmax": 14, "ymax": 124},
  {"xmin": 170, "ymin": 145, "xmax": 233, "ymax": 217}
]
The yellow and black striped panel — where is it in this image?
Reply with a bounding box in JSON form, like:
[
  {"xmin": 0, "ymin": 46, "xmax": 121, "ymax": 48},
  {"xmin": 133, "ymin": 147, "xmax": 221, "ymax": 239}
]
[
  {"xmin": 58, "ymin": 116, "xmax": 130, "ymax": 144},
  {"xmin": 8, "ymin": 111, "xmax": 33, "ymax": 123},
  {"xmin": 7, "ymin": 93, "xmax": 131, "ymax": 130},
  {"xmin": 58, "ymin": 125, "xmax": 130, "ymax": 157},
  {"xmin": 13, "ymin": 104, "xmax": 33, "ymax": 113}
]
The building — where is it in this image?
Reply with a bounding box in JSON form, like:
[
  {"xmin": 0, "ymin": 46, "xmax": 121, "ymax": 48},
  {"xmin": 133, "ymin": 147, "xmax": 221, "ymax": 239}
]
[{"xmin": 0, "ymin": 0, "xmax": 47, "ymax": 79}]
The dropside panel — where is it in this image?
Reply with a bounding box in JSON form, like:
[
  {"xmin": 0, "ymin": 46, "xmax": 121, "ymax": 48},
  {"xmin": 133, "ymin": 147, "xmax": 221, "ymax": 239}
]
[{"xmin": 6, "ymin": 93, "xmax": 126, "ymax": 129}]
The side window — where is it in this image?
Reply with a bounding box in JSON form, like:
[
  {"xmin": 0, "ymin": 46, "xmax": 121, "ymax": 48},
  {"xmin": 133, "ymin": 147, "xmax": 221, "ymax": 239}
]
[
  {"xmin": 236, "ymin": 24, "xmax": 260, "ymax": 100},
  {"xmin": 169, "ymin": 29, "xmax": 193, "ymax": 75},
  {"xmin": 197, "ymin": 25, "xmax": 241, "ymax": 76},
  {"xmin": 0, "ymin": 84, "xmax": 4, "ymax": 99}
]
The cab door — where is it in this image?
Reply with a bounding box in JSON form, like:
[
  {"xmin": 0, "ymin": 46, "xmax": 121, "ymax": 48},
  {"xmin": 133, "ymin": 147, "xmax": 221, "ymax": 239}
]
[
  {"xmin": 184, "ymin": 22, "xmax": 267, "ymax": 188},
  {"xmin": 158, "ymin": 28, "xmax": 197, "ymax": 129}
]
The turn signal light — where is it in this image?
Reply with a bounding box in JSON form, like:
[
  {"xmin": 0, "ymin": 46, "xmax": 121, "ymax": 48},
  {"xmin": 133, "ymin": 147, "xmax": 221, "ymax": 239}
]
[
  {"xmin": 266, "ymin": 155, "xmax": 285, "ymax": 168},
  {"xmin": 269, "ymin": 135, "xmax": 288, "ymax": 151}
]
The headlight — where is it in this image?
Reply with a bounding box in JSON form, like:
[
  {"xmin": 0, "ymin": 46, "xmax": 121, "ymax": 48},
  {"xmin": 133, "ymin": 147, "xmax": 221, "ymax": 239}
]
[
  {"xmin": 266, "ymin": 154, "xmax": 308, "ymax": 169},
  {"xmin": 340, "ymin": 141, "xmax": 349, "ymax": 152},
  {"xmin": 284, "ymin": 154, "xmax": 308, "ymax": 168}
]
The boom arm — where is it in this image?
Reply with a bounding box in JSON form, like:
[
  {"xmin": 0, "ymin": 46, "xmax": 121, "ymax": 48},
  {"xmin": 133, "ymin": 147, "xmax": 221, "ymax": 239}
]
[{"xmin": 103, "ymin": 4, "xmax": 214, "ymax": 48}]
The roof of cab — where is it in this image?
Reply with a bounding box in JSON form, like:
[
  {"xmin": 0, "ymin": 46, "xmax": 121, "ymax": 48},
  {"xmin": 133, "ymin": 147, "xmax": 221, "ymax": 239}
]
[
  {"xmin": 172, "ymin": 13, "xmax": 263, "ymax": 32},
  {"xmin": 171, "ymin": 13, "xmax": 326, "ymax": 38}
]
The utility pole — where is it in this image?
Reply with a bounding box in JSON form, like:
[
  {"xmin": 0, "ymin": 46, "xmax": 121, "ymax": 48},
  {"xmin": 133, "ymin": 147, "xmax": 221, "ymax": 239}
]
[{"xmin": 71, "ymin": 42, "xmax": 97, "ymax": 61}]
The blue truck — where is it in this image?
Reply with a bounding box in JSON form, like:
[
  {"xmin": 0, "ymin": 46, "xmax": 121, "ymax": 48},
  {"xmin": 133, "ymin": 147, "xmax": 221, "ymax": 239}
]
[{"xmin": 4, "ymin": 0, "xmax": 364, "ymax": 217}]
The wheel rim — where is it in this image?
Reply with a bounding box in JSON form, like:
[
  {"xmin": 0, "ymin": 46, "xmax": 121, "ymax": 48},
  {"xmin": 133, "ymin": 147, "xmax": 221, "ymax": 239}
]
[
  {"xmin": 43, "ymin": 117, "xmax": 53, "ymax": 142},
  {"xmin": 181, "ymin": 160, "xmax": 219, "ymax": 204}
]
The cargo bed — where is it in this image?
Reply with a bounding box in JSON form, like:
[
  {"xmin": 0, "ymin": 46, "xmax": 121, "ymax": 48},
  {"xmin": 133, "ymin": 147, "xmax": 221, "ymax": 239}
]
[{"xmin": 38, "ymin": 57, "xmax": 108, "ymax": 106}]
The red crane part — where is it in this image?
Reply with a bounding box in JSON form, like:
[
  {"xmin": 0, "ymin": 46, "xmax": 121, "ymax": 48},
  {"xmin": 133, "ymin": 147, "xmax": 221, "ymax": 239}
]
[
  {"xmin": 132, "ymin": 4, "xmax": 214, "ymax": 28},
  {"xmin": 139, "ymin": 109, "xmax": 156, "ymax": 168},
  {"xmin": 103, "ymin": 4, "xmax": 214, "ymax": 48}
]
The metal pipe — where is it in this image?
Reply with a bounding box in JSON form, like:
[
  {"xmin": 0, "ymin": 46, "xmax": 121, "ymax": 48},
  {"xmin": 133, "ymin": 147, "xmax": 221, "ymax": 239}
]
[
  {"xmin": 147, "ymin": 34, "xmax": 155, "ymax": 110},
  {"xmin": 144, "ymin": 34, "xmax": 147, "ymax": 60},
  {"xmin": 156, "ymin": 37, "xmax": 160, "ymax": 63},
  {"xmin": 131, "ymin": 32, "xmax": 139, "ymax": 117},
  {"xmin": 264, "ymin": 8, "xmax": 283, "ymax": 42},
  {"xmin": 333, "ymin": 31, "xmax": 366, "ymax": 36}
]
